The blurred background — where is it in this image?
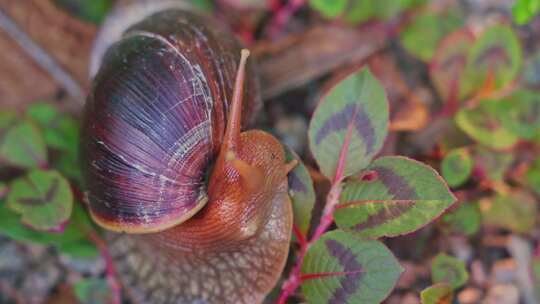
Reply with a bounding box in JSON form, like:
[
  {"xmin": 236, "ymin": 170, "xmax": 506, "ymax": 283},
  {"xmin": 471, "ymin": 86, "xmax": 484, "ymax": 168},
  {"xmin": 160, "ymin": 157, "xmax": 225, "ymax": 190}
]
[{"xmin": 1, "ymin": 0, "xmax": 540, "ymax": 303}]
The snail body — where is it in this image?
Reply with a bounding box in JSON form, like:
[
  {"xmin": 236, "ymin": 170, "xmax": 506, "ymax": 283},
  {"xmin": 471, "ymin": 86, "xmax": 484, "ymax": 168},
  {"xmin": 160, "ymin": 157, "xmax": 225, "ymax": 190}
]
[{"xmin": 82, "ymin": 7, "xmax": 293, "ymax": 304}]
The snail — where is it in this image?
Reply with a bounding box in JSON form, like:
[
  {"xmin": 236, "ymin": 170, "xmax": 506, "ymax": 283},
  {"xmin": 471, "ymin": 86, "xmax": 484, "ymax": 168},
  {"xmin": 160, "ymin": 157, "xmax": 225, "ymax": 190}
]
[{"xmin": 81, "ymin": 3, "xmax": 295, "ymax": 304}]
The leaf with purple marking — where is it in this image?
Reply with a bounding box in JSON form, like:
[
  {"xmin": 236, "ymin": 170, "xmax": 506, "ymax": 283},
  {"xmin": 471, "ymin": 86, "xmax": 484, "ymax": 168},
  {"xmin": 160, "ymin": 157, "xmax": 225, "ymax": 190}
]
[
  {"xmin": 334, "ymin": 156, "xmax": 456, "ymax": 238},
  {"xmin": 6, "ymin": 170, "xmax": 73, "ymax": 232},
  {"xmin": 0, "ymin": 201, "xmax": 97, "ymax": 258},
  {"xmin": 0, "ymin": 120, "xmax": 47, "ymax": 169},
  {"xmin": 471, "ymin": 146, "xmax": 513, "ymax": 182},
  {"xmin": 455, "ymin": 100, "xmax": 518, "ymax": 149},
  {"xmin": 430, "ymin": 29, "xmax": 475, "ymax": 102},
  {"xmin": 308, "ymin": 68, "xmax": 389, "ymax": 180},
  {"xmin": 26, "ymin": 102, "xmax": 80, "ymax": 153},
  {"xmin": 441, "ymin": 148, "xmax": 473, "ymax": 188},
  {"xmin": 498, "ymin": 90, "xmax": 540, "ymax": 139},
  {"xmin": 431, "ymin": 253, "xmax": 469, "ymax": 289},
  {"xmin": 400, "ymin": 10, "xmax": 463, "ymax": 62},
  {"xmin": 420, "ymin": 283, "xmax": 454, "ymax": 304},
  {"xmin": 285, "ymin": 146, "xmax": 315, "ymax": 237},
  {"xmin": 461, "ymin": 25, "xmax": 522, "ymax": 97},
  {"xmin": 301, "ymin": 230, "xmax": 402, "ymax": 304}
]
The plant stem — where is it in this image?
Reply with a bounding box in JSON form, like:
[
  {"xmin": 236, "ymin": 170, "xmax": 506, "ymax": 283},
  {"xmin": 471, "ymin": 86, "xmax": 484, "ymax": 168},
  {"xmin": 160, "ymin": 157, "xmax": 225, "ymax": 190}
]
[
  {"xmin": 86, "ymin": 230, "xmax": 122, "ymax": 304},
  {"xmin": 277, "ymin": 180, "xmax": 343, "ymax": 303},
  {"xmin": 73, "ymin": 187, "xmax": 122, "ymax": 304}
]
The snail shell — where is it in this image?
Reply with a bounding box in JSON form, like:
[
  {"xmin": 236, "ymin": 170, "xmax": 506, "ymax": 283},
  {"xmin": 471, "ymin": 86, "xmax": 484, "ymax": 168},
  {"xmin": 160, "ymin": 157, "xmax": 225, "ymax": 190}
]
[
  {"xmin": 82, "ymin": 5, "xmax": 292, "ymax": 304},
  {"xmin": 83, "ymin": 8, "xmax": 260, "ymax": 232}
]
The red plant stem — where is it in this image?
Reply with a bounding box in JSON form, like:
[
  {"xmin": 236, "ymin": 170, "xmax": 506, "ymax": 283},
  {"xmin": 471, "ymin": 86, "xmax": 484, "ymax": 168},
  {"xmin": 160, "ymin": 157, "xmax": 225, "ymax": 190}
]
[
  {"xmin": 277, "ymin": 181, "xmax": 343, "ymax": 303},
  {"xmin": 300, "ymin": 269, "xmax": 364, "ymax": 281},
  {"xmin": 86, "ymin": 229, "xmax": 122, "ymax": 304},
  {"xmin": 310, "ymin": 183, "xmax": 343, "ymax": 242},
  {"xmin": 72, "ymin": 187, "xmax": 122, "ymax": 304},
  {"xmin": 277, "ymin": 108, "xmax": 356, "ymax": 303},
  {"xmin": 292, "ymin": 224, "xmax": 307, "ymax": 247},
  {"xmin": 266, "ymin": 0, "xmax": 306, "ymax": 38},
  {"xmin": 268, "ymin": 0, "xmax": 282, "ymax": 12}
]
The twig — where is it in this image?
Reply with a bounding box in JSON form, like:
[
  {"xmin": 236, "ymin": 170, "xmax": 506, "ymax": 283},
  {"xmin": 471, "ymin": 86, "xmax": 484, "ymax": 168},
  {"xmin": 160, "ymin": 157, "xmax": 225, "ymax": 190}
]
[{"xmin": 0, "ymin": 8, "xmax": 84, "ymax": 103}]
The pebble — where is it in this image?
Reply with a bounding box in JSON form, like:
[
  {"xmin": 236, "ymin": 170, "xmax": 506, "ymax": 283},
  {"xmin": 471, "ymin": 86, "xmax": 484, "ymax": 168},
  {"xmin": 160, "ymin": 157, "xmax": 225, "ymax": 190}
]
[
  {"xmin": 483, "ymin": 284, "xmax": 519, "ymax": 304},
  {"xmin": 490, "ymin": 259, "xmax": 517, "ymax": 284},
  {"xmin": 458, "ymin": 287, "xmax": 483, "ymax": 304}
]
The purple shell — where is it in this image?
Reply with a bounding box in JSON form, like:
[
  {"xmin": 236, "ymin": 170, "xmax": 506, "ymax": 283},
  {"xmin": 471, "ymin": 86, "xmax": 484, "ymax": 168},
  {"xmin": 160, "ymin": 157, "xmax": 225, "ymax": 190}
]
[{"xmin": 81, "ymin": 10, "xmax": 260, "ymax": 232}]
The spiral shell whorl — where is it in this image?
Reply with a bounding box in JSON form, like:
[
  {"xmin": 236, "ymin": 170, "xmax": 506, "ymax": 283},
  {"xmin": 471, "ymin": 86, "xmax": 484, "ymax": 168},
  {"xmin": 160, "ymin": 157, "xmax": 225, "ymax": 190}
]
[{"xmin": 82, "ymin": 10, "xmax": 260, "ymax": 233}]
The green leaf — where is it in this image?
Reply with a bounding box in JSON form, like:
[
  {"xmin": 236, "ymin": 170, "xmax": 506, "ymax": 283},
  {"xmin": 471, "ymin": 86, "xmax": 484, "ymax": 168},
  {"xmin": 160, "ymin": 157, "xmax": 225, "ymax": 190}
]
[
  {"xmin": 26, "ymin": 102, "xmax": 58, "ymax": 125},
  {"xmin": 431, "ymin": 253, "xmax": 469, "ymax": 289},
  {"xmin": 301, "ymin": 230, "xmax": 402, "ymax": 304},
  {"xmin": 0, "ymin": 182, "xmax": 7, "ymax": 200},
  {"xmin": 0, "ymin": 120, "xmax": 47, "ymax": 169},
  {"xmin": 512, "ymin": 0, "xmax": 540, "ymax": 25},
  {"xmin": 6, "ymin": 170, "xmax": 73, "ymax": 231},
  {"xmin": 430, "ymin": 29, "xmax": 475, "ymax": 102},
  {"xmin": 58, "ymin": 239, "xmax": 99, "ymax": 258},
  {"xmin": 334, "ymin": 156, "xmax": 456, "ymax": 238},
  {"xmin": 26, "ymin": 103, "xmax": 80, "ymax": 153},
  {"xmin": 455, "ymin": 100, "xmax": 518, "ymax": 149},
  {"xmin": 0, "ymin": 201, "xmax": 86, "ymax": 246},
  {"xmin": 343, "ymin": 0, "xmax": 426, "ymax": 23},
  {"xmin": 53, "ymin": 0, "xmax": 112, "ymax": 24},
  {"xmin": 471, "ymin": 146, "xmax": 513, "ymax": 181},
  {"xmin": 308, "ymin": 68, "xmax": 389, "ymax": 180},
  {"xmin": 480, "ymin": 190, "xmax": 537, "ymax": 233},
  {"xmin": 441, "ymin": 201, "xmax": 481, "ymax": 236},
  {"xmin": 526, "ymin": 158, "xmax": 540, "ymax": 195},
  {"xmin": 74, "ymin": 278, "xmax": 111, "ymax": 304},
  {"xmin": 0, "ymin": 201, "xmax": 98, "ymax": 257},
  {"xmin": 420, "ymin": 283, "xmax": 454, "ymax": 304},
  {"xmin": 54, "ymin": 151, "xmax": 83, "ymax": 185},
  {"xmin": 285, "ymin": 147, "xmax": 315, "ymax": 237},
  {"xmin": 309, "ymin": 0, "xmax": 348, "ymax": 18},
  {"xmin": 400, "ymin": 10, "xmax": 463, "ymax": 61},
  {"xmin": 441, "ymin": 148, "xmax": 473, "ymax": 188},
  {"xmin": 461, "ymin": 25, "xmax": 522, "ymax": 97},
  {"xmin": 498, "ymin": 90, "xmax": 540, "ymax": 139},
  {"xmin": 0, "ymin": 111, "xmax": 17, "ymax": 130},
  {"xmin": 56, "ymin": 203, "xmax": 98, "ymax": 258},
  {"xmin": 190, "ymin": 0, "xmax": 214, "ymax": 11},
  {"xmin": 343, "ymin": 1, "xmax": 374, "ymax": 23},
  {"xmin": 374, "ymin": 0, "xmax": 426, "ymax": 19}
]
